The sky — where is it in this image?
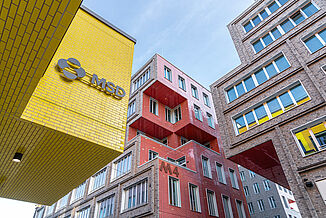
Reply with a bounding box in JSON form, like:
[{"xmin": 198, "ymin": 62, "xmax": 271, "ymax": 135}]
[{"xmin": 0, "ymin": 0, "xmax": 254, "ymax": 217}]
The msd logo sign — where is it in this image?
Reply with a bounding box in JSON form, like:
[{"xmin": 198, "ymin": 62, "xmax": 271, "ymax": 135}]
[{"xmin": 57, "ymin": 58, "xmax": 126, "ymax": 98}]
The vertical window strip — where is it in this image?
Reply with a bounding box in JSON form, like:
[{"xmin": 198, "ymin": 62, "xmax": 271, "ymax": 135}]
[
  {"xmin": 252, "ymin": 2, "xmax": 319, "ymax": 53},
  {"xmin": 89, "ymin": 168, "xmax": 107, "ymax": 193},
  {"xmin": 112, "ymin": 153, "xmax": 132, "ymax": 180},
  {"xmin": 76, "ymin": 207, "xmax": 90, "ymax": 218},
  {"xmin": 234, "ymin": 83, "xmax": 309, "ymax": 134},
  {"xmin": 303, "ymin": 28, "xmax": 326, "ymax": 53},
  {"xmin": 169, "ymin": 177, "xmax": 181, "ymax": 207},
  {"xmin": 207, "ymin": 190, "xmax": 218, "ymax": 216},
  {"xmin": 127, "ymin": 101, "xmax": 136, "ymax": 118},
  {"xmin": 98, "ymin": 195, "xmax": 115, "ymax": 218},
  {"xmin": 124, "ymin": 180, "xmax": 148, "ymax": 210},
  {"xmin": 132, "ymin": 69, "xmax": 150, "ymax": 93},
  {"xmin": 226, "ymin": 55, "xmax": 290, "ymax": 102},
  {"xmin": 189, "ymin": 184, "xmax": 201, "ymax": 212}
]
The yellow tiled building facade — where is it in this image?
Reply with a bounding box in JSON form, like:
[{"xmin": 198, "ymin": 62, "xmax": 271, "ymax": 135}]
[{"xmin": 0, "ymin": 1, "xmax": 135, "ymax": 205}]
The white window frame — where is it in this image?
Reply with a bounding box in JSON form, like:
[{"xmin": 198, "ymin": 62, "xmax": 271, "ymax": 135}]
[
  {"xmin": 94, "ymin": 194, "xmax": 115, "ymax": 218},
  {"xmin": 229, "ymin": 168, "xmax": 239, "ymax": 189},
  {"xmin": 253, "ymin": 183, "xmax": 260, "ymax": 194},
  {"xmin": 222, "ymin": 194, "xmax": 234, "ymax": 218},
  {"xmin": 201, "ymin": 155, "xmax": 212, "ymax": 178},
  {"xmin": 206, "ymin": 189, "xmax": 219, "ymax": 217},
  {"xmin": 302, "ymin": 27, "xmax": 326, "ymax": 54},
  {"xmin": 194, "ymin": 104, "xmax": 203, "ymax": 121},
  {"xmin": 263, "ymin": 180, "xmax": 271, "ymax": 191},
  {"xmin": 168, "ymin": 176, "xmax": 181, "ymax": 207},
  {"xmin": 207, "ymin": 112, "xmax": 215, "ymax": 129},
  {"xmin": 257, "ymin": 199, "xmax": 265, "ymax": 211},
  {"xmin": 111, "ymin": 152, "xmax": 132, "ymax": 181},
  {"xmin": 203, "ymin": 93, "xmax": 210, "ymax": 107},
  {"xmin": 248, "ymin": 202, "xmax": 254, "ymax": 214},
  {"xmin": 215, "ymin": 162, "xmax": 226, "ymax": 184},
  {"xmin": 149, "ymin": 150, "xmax": 158, "ymax": 161},
  {"xmin": 235, "ymin": 199, "xmax": 246, "ymax": 218},
  {"xmin": 191, "ymin": 85, "xmax": 199, "ymax": 99},
  {"xmin": 149, "ymin": 97, "xmax": 158, "ymax": 116},
  {"xmin": 88, "ymin": 168, "xmax": 107, "ymax": 194},
  {"xmin": 268, "ymin": 196, "xmax": 277, "ymax": 209},
  {"xmin": 164, "ymin": 66, "xmax": 172, "ymax": 82},
  {"xmin": 189, "ymin": 183, "xmax": 201, "ymax": 212},
  {"xmin": 127, "ymin": 101, "xmax": 136, "ymax": 118},
  {"xmin": 178, "ymin": 76, "xmax": 186, "ymax": 91}
]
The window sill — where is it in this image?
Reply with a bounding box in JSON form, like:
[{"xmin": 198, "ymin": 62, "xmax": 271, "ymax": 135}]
[
  {"xmin": 88, "ymin": 185, "xmax": 105, "ymax": 195},
  {"xmin": 121, "ymin": 202, "xmax": 148, "ymax": 214},
  {"xmin": 111, "ymin": 171, "xmax": 131, "ymax": 182}
]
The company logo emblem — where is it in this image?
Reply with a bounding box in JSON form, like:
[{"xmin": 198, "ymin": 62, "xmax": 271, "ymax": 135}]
[{"xmin": 58, "ymin": 58, "xmax": 86, "ymax": 80}]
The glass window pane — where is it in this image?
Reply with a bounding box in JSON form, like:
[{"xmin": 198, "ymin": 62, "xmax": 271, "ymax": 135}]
[
  {"xmin": 271, "ymin": 27, "xmax": 282, "ymax": 40},
  {"xmin": 265, "ymin": 63, "xmax": 278, "ymax": 77},
  {"xmin": 290, "ymin": 85, "xmax": 309, "ymax": 105},
  {"xmin": 244, "ymin": 76, "xmax": 256, "ymax": 92},
  {"xmin": 252, "ymin": 15, "xmax": 261, "ymax": 26},
  {"xmin": 278, "ymin": 0, "xmax": 288, "ymax": 5},
  {"xmin": 302, "ymin": 3, "xmax": 318, "ymax": 17},
  {"xmin": 268, "ymin": 2, "xmax": 280, "ymax": 13},
  {"xmin": 291, "ymin": 12, "xmax": 305, "ymax": 25},
  {"xmin": 254, "ymin": 69, "xmax": 268, "ymax": 85},
  {"xmin": 318, "ymin": 29, "xmax": 326, "ymax": 42},
  {"xmin": 236, "ymin": 83, "xmax": 246, "ymax": 97},
  {"xmin": 262, "ymin": 33, "xmax": 273, "ymax": 46},
  {"xmin": 253, "ymin": 40, "xmax": 264, "ymax": 53},
  {"xmin": 304, "ymin": 35, "xmax": 323, "ymax": 53},
  {"xmin": 275, "ymin": 56, "xmax": 290, "ymax": 72},
  {"xmin": 280, "ymin": 19, "xmax": 294, "ymax": 33},
  {"xmin": 244, "ymin": 22, "xmax": 253, "ymax": 32},
  {"xmin": 245, "ymin": 111, "xmax": 257, "ymax": 128},
  {"xmin": 311, "ymin": 123, "xmax": 326, "ymax": 149},
  {"xmin": 235, "ymin": 116, "xmax": 247, "ymax": 134},
  {"xmin": 254, "ymin": 105, "xmax": 269, "ymax": 124},
  {"xmin": 295, "ymin": 128, "xmax": 318, "ymax": 155},
  {"xmin": 260, "ymin": 9, "xmax": 269, "ymax": 19},
  {"xmin": 279, "ymin": 92, "xmax": 295, "ymax": 111},
  {"xmin": 227, "ymin": 87, "xmax": 237, "ymax": 102},
  {"xmin": 267, "ymin": 98, "xmax": 283, "ymax": 117}
]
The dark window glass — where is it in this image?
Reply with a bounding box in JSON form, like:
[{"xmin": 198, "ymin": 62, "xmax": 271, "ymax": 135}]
[
  {"xmin": 252, "ymin": 15, "xmax": 261, "ymax": 26},
  {"xmin": 271, "ymin": 27, "xmax": 282, "ymax": 40},
  {"xmin": 260, "ymin": 9, "xmax": 269, "ymax": 19},
  {"xmin": 267, "ymin": 98, "xmax": 283, "ymax": 117},
  {"xmin": 244, "ymin": 22, "xmax": 253, "ymax": 32},
  {"xmin": 227, "ymin": 87, "xmax": 237, "ymax": 102},
  {"xmin": 302, "ymin": 3, "xmax": 318, "ymax": 17},
  {"xmin": 319, "ymin": 29, "xmax": 326, "ymax": 42},
  {"xmin": 279, "ymin": 92, "xmax": 294, "ymax": 110},
  {"xmin": 254, "ymin": 69, "xmax": 268, "ymax": 84},
  {"xmin": 268, "ymin": 2, "xmax": 279, "ymax": 13},
  {"xmin": 291, "ymin": 12, "xmax": 305, "ymax": 25},
  {"xmin": 244, "ymin": 76, "xmax": 256, "ymax": 92},
  {"xmin": 274, "ymin": 56, "xmax": 290, "ymax": 72},
  {"xmin": 262, "ymin": 33, "xmax": 273, "ymax": 46},
  {"xmin": 236, "ymin": 83, "xmax": 246, "ymax": 97},
  {"xmin": 304, "ymin": 35, "xmax": 323, "ymax": 53},
  {"xmin": 253, "ymin": 40, "xmax": 264, "ymax": 53},
  {"xmin": 280, "ymin": 19, "xmax": 294, "ymax": 33},
  {"xmin": 265, "ymin": 63, "xmax": 278, "ymax": 77},
  {"xmin": 278, "ymin": 0, "xmax": 288, "ymax": 5}
]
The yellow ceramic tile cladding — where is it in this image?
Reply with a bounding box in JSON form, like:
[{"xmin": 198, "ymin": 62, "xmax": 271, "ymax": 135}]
[{"xmin": 21, "ymin": 9, "xmax": 135, "ymax": 153}]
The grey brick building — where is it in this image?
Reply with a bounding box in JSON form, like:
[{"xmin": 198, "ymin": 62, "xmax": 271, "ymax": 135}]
[
  {"xmin": 210, "ymin": 0, "xmax": 326, "ymax": 217},
  {"xmin": 238, "ymin": 166, "xmax": 302, "ymax": 218}
]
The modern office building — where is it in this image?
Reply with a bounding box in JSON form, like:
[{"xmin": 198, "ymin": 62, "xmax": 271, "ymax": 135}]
[
  {"xmin": 34, "ymin": 54, "xmax": 249, "ymax": 218},
  {"xmin": 0, "ymin": 0, "xmax": 135, "ymax": 205},
  {"xmin": 210, "ymin": 0, "xmax": 326, "ymax": 217},
  {"xmin": 238, "ymin": 165, "xmax": 302, "ymax": 218}
]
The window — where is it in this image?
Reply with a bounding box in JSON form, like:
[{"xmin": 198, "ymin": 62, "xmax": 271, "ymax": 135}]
[
  {"xmin": 174, "ymin": 106, "xmax": 182, "ymax": 123},
  {"xmin": 165, "ymin": 107, "xmax": 172, "ymax": 122},
  {"xmin": 150, "ymin": 98, "xmax": 158, "ymax": 115},
  {"xmin": 178, "ymin": 76, "xmax": 186, "ymax": 91},
  {"xmin": 207, "ymin": 113, "xmax": 214, "ymax": 128},
  {"xmin": 257, "ymin": 199, "xmax": 265, "ymax": 211},
  {"xmin": 176, "ymin": 156, "xmax": 186, "ymax": 167},
  {"xmin": 216, "ymin": 162, "xmax": 226, "ymax": 184},
  {"xmin": 243, "ymin": 0, "xmax": 289, "ymax": 33},
  {"xmin": 56, "ymin": 193, "xmax": 70, "ymax": 211},
  {"xmin": 229, "ymin": 168, "xmax": 239, "ymax": 189},
  {"xmin": 268, "ymin": 196, "xmax": 277, "ymax": 209},
  {"xmin": 194, "ymin": 105, "xmax": 202, "ymax": 121},
  {"xmin": 233, "ymin": 83, "xmax": 310, "ymax": 134},
  {"xmin": 253, "ymin": 183, "xmax": 260, "ymax": 194},
  {"xmin": 289, "ymin": 215, "xmax": 292, "ymax": 218},
  {"xmin": 278, "ymin": 185, "xmax": 283, "ymax": 190},
  {"xmin": 89, "ymin": 168, "xmax": 107, "ymax": 193},
  {"xmin": 226, "ymin": 54, "xmax": 290, "ymax": 102},
  {"xmin": 203, "ymin": 93, "xmax": 210, "ymax": 106},
  {"xmin": 282, "ymin": 196, "xmax": 289, "ymax": 208},
  {"xmin": 202, "ymin": 156, "xmax": 212, "ymax": 178},
  {"xmin": 284, "ymin": 188, "xmax": 288, "ymax": 193},
  {"xmin": 249, "ymin": 170, "xmax": 256, "ymax": 178},
  {"xmin": 45, "ymin": 204, "xmax": 55, "ymax": 217},
  {"xmin": 181, "ymin": 137, "xmax": 188, "ymax": 145},
  {"xmin": 161, "ymin": 137, "xmax": 168, "ymax": 145},
  {"xmin": 274, "ymin": 216, "xmax": 281, "ymax": 218},
  {"xmin": 164, "ymin": 66, "xmax": 172, "ymax": 81},
  {"xmin": 189, "ymin": 184, "xmax": 201, "ymax": 212},
  {"xmin": 315, "ymin": 179, "xmax": 326, "ymax": 206},
  {"xmin": 244, "ymin": 186, "xmax": 250, "ymax": 196},
  {"xmin": 304, "ymin": 28, "xmax": 326, "ymax": 53},
  {"xmin": 71, "ymin": 182, "xmax": 86, "ymax": 202},
  {"xmin": 122, "ymin": 179, "xmax": 147, "ymax": 210},
  {"xmin": 191, "ymin": 85, "xmax": 198, "ymax": 99},
  {"xmin": 248, "ymin": 202, "xmax": 254, "ymax": 214},
  {"xmin": 132, "ymin": 68, "xmax": 150, "ymax": 92},
  {"xmin": 236, "ymin": 200, "xmax": 246, "ymax": 218},
  {"xmin": 293, "ymin": 117, "xmax": 326, "ymax": 156},
  {"xmin": 34, "ymin": 207, "xmax": 45, "ymax": 218},
  {"xmin": 97, "ymin": 195, "xmax": 115, "ymax": 218},
  {"xmin": 263, "ymin": 180, "xmax": 271, "ymax": 191},
  {"xmin": 169, "ymin": 177, "xmax": 181, "ymax": 207},
  {"xmin": 222, "ymin": 195, "xmax": 233, "ymax": 218},
  {"xmin": 207, "ymin": 190, "xmax": 218, "ymax": 217},
  {"xmin": 76, "ymin": 207, "xmax": 90, "ymax": 218},
  {"xmin": 111, "ymin": 153, "xmax": 132, "ymax": 180},
  {"xmin": 252, "ymin": 2, "xmax": 319, "ymax": 53},
  {"xmin": 149, "ymin": 150, "xmax": 158, "ymax": 160},
  {"xmin": 127, "ymin": 101, "xmax": 135, "ymax": 118},
  {"xmin": 166, "ymin": 106, "xmax": 182, "ymax": 123},
  {"xmin": 240, "ymin": 171, "xmax": 245, "ymax": 181}
]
